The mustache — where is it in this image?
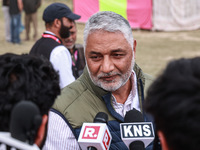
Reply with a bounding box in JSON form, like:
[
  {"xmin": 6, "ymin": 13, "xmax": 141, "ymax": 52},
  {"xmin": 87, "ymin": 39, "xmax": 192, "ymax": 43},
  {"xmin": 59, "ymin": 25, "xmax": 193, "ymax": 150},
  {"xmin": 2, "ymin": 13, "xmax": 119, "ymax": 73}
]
[
  {"xmin": 64, "ymin": 39, "xmax": 74, "ymax": 42},
  {"xmin": 97, "ymin": 72, "xmax": 121, "ymax": 78}
]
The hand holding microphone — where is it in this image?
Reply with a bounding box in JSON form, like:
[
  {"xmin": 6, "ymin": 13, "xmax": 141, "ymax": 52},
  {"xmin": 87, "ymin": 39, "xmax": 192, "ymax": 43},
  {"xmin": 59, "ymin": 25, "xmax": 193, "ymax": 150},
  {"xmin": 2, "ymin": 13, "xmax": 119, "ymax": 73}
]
[
  {"xmin": 120, "ymin": 108, "xmax": 155, "ymax": 150},
  {"xmin": 78, "ymin": 112, "xmax": 112, "ymax": 150}
]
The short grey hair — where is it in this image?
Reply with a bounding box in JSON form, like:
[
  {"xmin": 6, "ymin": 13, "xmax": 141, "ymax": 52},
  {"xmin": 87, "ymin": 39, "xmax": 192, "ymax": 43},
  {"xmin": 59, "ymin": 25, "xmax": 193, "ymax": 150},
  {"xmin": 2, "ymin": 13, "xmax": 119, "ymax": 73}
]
[{"xmin": 83, "ymin": 11, "xmax": 134, "ymax": 50}]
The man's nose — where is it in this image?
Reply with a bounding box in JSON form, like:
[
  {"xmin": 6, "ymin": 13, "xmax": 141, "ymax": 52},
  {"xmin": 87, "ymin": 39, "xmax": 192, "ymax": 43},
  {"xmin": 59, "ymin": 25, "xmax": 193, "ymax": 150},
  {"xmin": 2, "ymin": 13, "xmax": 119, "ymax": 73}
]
[{"xmin": 101, "ymin": 57, "xmax": 114, "ymax": 73}]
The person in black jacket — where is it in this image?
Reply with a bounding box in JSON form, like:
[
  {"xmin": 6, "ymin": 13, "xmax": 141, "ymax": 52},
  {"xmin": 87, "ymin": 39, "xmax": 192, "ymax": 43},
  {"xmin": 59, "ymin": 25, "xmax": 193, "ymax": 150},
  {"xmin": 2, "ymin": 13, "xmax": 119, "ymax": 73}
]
[
  {"xmin": 22, "ymin": 0, "xmax": 41, "ymax": 41},
  {"xmin": 9, "ymin": 0, "xmax": 23, "ymax": 44},
  {"xmin": 30, "ymin": 3, "xmax": 81, "ymax": 88}
]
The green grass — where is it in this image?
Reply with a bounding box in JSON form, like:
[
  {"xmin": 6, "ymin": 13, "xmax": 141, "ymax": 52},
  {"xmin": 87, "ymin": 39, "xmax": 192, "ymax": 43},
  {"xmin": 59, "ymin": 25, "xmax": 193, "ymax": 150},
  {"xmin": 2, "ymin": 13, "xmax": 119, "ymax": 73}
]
[{"xmin": 0, "ymin": 0, "xmax": 200, "ymax": 77}]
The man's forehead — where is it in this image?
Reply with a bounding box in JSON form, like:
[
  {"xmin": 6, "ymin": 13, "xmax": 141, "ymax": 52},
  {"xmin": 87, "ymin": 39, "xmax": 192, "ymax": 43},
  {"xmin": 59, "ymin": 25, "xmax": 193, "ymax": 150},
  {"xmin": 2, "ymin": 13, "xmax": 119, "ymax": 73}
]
[
  {"xmin": 89, "ymin": 29, "xmax": 123, "ymax": 35},
  {"xmin": 86, "ymin": 30, "xmax": 125, "ymax": 42},
  {"xmin": 86, "ymin": 31, "xmax": 128, "ymax": 44}
]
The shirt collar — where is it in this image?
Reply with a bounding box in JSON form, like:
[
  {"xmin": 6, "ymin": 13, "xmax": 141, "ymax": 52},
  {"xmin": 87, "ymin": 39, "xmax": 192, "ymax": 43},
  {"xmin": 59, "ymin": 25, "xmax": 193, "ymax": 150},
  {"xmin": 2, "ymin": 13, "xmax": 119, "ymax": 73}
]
[
  {"xmin": 111, "ymin": 70, "xmax": 140, "ymax": 117},
  {"xmin": 44, "ymin": 31, "xmax": 55, "ymax": 35}
]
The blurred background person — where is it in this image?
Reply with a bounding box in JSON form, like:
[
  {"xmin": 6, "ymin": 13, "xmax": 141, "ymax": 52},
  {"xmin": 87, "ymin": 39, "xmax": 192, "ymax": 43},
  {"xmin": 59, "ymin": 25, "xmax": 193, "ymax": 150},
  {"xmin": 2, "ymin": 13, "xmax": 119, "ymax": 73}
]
[
  {"xmin": 0, "ymin": 53, "xmax": 60, "ymax": 149},
  {"xmin": 30, "ymin": 3, "xmax": 81, "ymax": 88},
  {"xmin": 9, "ymin": 0, "xmax": 23, "ymax": 44},
  {"xmin": 2, "ymin": 0, "xmax": 11, "ymax": 42},
  {"xmin": 22, "ymin": 0, "xmax": 41, "ymax": 41},
  {"xmin": 145, "ymin": 57, "xmax": 200, "ymax": 150},
  {"xmin": 62, "ymin": 21, "xmax": 85, "ymax": 79}
]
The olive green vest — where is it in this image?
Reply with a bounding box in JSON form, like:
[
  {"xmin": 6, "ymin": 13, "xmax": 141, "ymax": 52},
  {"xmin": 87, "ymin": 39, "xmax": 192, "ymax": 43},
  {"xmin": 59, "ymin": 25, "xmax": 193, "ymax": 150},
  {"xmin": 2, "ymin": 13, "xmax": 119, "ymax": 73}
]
[{"xmin": 53, "ymin": 63, "xmax": 153, "ymax": 129}]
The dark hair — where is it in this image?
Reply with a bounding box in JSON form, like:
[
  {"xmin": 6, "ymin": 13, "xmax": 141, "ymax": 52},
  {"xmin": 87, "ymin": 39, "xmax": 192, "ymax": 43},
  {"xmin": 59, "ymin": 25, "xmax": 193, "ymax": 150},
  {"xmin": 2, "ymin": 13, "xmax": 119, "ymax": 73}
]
[
  {"xmin": 0, "ymin": 53, "xmax": 60, "ymax": 131},
  {"xmin": 45, "ymin": 21, "xmax": 54, "ymax": 27},
  {"xmin": 145, "ymin": 57, "xmax": 200, "ymax": 150}
]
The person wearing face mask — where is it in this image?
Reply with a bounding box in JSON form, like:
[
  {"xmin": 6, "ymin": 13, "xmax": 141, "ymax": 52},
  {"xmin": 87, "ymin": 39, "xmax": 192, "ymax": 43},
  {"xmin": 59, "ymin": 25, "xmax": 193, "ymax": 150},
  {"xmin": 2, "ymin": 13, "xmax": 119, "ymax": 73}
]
[
  {"xmin": 62, "ymin": 21, "xmax": 86, "ymax": 79},
  {"xmin": 29, "ymin": 3, "xmax": 81, "ymax": 88}
]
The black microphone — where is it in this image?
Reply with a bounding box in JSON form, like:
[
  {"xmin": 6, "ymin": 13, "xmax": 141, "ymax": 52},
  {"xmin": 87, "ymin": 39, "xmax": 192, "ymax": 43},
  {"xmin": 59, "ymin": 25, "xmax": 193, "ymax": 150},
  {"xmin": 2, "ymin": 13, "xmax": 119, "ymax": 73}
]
[
  {"xmin": 93, "ymin": 112, "xmax": 108, "ymax": 123},
  {"xmin": 10, "ymin": 101, "xmax": 42, "ymax": 145},
  {"xmin": 124, "ymin": 109, "xmax": 145, "ymax": 150},
  {"xmin": 78, "ymin": 112, "xmax": 112, "ymax": 150},
  {"xmin": 120, "ymin": 108, "xmax": 155, "ymax": 150},
  {"xmin": 88, "ymin": 112, "xmax": 108, "ymax": 150}
]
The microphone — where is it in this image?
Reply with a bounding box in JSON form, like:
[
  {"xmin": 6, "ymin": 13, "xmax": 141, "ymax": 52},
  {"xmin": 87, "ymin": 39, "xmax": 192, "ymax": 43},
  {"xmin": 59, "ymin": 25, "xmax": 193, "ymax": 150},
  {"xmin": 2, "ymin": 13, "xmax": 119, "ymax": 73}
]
[
  {"xmin": 78, "ymin": 112, "xmax": 112, "ymax": 150},
  {"xmin": 10, "ymin": 101, "xmax": 42, "ymax": 145},
  {"xmin": 120, "ymin": 109, "xmax": 155, "ymax": 150},
  {"xmin": 0, "ymin": 101, "xmax": 42, "ymax": 150}
]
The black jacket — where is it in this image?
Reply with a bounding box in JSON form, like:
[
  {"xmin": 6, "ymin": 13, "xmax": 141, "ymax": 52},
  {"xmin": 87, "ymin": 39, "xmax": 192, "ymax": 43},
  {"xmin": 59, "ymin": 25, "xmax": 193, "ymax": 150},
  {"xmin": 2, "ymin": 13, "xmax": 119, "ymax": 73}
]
[{"xmin": 22, "ymin": 0, "xmax": 41, "ymax": 14}]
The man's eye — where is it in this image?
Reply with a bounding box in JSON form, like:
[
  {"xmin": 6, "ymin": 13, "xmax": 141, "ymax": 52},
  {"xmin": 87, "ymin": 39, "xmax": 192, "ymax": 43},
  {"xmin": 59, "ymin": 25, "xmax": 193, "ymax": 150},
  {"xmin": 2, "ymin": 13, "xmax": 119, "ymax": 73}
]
[
  {"xmin": 90, "ymin": 56, "xmax": 102, "ymax": 61},
  {"xmin": 113, "ymin": 53, "xmax": 124, "ymax": 57}
]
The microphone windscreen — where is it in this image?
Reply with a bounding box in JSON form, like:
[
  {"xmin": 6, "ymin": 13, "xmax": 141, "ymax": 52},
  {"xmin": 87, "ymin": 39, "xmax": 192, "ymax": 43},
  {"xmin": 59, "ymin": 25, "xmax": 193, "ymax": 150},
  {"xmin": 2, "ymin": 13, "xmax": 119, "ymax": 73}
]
[
  {"xmin": 10, "ymin": 101, "xmax": 42, "ymax": 144},
  {"xmin": 87, "ymin": 146, "xmax": 97, "ymax": 150},
  {"xmin": 93, "ymin": 112, "xmax": 108, "ymax": 123},
  {"xmin": 129, "ymin": 141, "xmax": 145, "ymax": 150},
  {"xmin": 124, "ymin": 108, "xmax": 144, "ymax": 123}
]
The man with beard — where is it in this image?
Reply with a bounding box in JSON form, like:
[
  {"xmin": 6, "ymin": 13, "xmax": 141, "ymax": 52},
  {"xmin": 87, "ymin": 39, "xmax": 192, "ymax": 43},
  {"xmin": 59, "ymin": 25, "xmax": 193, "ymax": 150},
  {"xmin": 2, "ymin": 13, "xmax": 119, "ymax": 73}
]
[
  {"xmin": 62, "ymin": 21, "xmax": 85, "ymax": 79},
  {"xmin": 43, "ymin": 11, "xmax": 155, "ymax": 150},
  {"xmin": 30, "ymin": 3, "xmax": 81, "ymax": 88},
  {"xmin": 0, "ymin": 53, "xmax": 60, "ymax": 150}
]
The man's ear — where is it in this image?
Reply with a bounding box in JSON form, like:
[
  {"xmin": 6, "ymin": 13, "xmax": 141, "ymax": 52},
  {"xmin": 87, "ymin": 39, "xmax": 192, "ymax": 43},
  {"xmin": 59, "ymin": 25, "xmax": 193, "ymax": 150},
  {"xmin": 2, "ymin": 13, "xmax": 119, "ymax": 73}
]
[
  {"xmin": 54, "ymin": 18, "xmax": 61, "ymax": 28},
  {"xmin": 157, "ymin": 130, "xmax": 169, "ymax": 150},
  {"xmin": 133, "ymin": 40, "xmax": 137, "ymax": 57},
  {"xmin": 35, "ymin": 115, "xmax": 48, "ymax": 147}
]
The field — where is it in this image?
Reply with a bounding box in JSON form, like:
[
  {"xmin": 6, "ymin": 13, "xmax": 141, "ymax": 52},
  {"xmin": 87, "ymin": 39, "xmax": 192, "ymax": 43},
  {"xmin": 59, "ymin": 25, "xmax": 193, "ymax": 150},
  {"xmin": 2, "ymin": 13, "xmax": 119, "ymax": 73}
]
[{"xmin": 1, "ymin": 0, "xmax": 200, "ymax": 77}]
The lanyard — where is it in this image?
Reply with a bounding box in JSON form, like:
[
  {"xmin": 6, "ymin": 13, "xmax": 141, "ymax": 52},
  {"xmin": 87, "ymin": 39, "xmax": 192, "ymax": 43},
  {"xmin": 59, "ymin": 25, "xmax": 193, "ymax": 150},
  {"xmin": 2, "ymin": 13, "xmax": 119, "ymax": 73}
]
[
  {"xmin": 42, "ymin": 33, "xmax": 62, "ymax": 44},
  {"xmin": 72, "ymin": 50, "xmax": 78, "ymax": 66}
]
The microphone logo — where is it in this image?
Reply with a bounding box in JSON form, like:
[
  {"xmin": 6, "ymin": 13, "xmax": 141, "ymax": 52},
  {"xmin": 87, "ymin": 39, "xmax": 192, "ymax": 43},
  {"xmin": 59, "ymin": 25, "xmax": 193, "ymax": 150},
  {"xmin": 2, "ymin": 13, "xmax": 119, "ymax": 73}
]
[
  {"xmin": 121, "ymin": 123, "xmax": 154, "ymax": 138},
  {"xmin": 102, "ymin": 129, "xmax": 111, "ymax": 150},
  {"xmin": 82, "ymin": 126, "xmax": 100, "ymax": 139},
  {"xmin": 78, "ymin": 123, "xmax": 112, "ymax": 150}
]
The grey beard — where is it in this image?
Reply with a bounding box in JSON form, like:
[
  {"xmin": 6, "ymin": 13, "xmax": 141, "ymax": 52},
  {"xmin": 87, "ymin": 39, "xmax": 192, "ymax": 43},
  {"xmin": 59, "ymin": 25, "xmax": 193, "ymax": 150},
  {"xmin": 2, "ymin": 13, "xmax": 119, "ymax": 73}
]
[{"xmin": 86, "ymin": 57, "xmax": 135, "ymax": 92}]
